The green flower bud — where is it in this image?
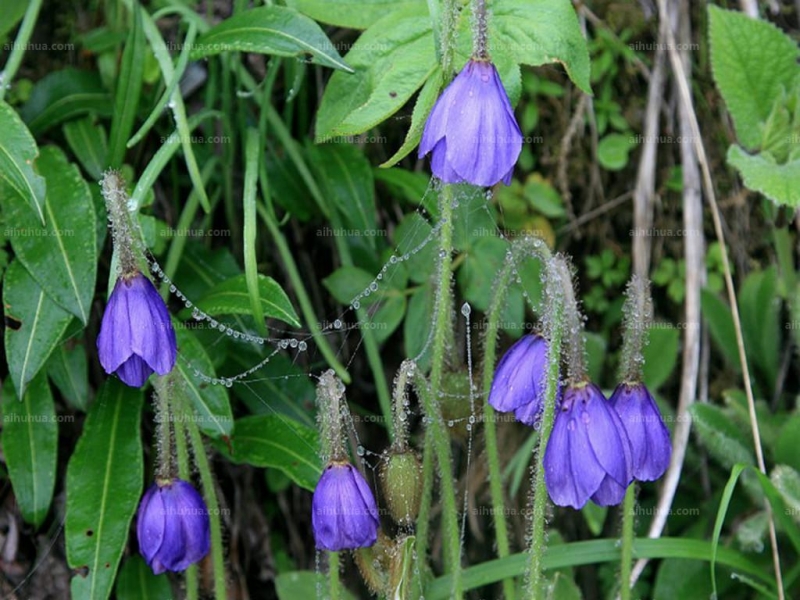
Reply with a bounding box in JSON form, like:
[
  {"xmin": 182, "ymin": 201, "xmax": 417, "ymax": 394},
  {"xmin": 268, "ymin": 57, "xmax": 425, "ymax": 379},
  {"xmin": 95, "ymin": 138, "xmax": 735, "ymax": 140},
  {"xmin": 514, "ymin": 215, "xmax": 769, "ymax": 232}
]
[{"xmin": 380, "ymin": 451, "xmax": 423, "ymax": 525}]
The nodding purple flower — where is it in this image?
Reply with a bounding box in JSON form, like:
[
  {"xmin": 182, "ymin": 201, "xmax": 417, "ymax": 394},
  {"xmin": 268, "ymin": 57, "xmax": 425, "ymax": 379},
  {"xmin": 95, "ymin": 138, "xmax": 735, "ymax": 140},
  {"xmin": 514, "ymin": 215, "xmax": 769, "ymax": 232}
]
[
  {"xmin": 488, "ymin": 334, "xmax": 555, "ymax": 426},
  {"xmin": 419, "ymin": 59, "xmax": 523, "ymax": 187},
  {"xmin": 544, "ymin": 382, "xmax": 633, "ymax": 509},
  {"xmin": 610, "ymin": 382, "xmax": 671, "ymax": 481},
  {"xmin": 312, "ymin": 461, "xmax": 379, "ymax": 551},
  {"xmin": 97, "ymin": 271, "xmax": 177, "ymax": 387},
  {"xmin": 136, "ymin": 478, "xmax": 210, "ymax": 575}
]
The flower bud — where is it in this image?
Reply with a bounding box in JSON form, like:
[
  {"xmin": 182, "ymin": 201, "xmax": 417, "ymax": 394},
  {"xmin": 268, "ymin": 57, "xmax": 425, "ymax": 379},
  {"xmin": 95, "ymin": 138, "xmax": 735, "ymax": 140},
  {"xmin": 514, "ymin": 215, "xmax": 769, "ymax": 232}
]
[{"xmin": 380, "ymin": 451, "xmax": 423, "ymax": 525}]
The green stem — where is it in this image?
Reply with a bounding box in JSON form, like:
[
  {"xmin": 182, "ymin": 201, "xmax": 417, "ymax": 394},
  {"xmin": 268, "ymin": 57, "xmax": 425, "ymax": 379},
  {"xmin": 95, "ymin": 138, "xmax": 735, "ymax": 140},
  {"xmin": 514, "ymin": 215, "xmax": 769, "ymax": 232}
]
[
  {"xmin": 171, "ymin": 393, "xmax": 199, "ymax": 600},
  {"xmin": 526, "ymin": 301, "xmax": 563, "ymax": 599},
  {"xmin": 413, "ymin": 425, "xmax": 436, "ymax": 594},
  {"xmin": 256, "ymin": 201, "xmax": 351, "ymax": 384},
  {"xmin": 620, "ymin": 484, "xmax": 636, "ymax": 600},
  {"xmin": 0, "ymin": 0, "xmax": 43, "ymax": 101},
  {"xmin": 329, "ymin": 551, "xmax": 341, "ymax": 600},
  {"xmin": 185, "ymin": 407, "xmax": 228, "ymax": 599}
]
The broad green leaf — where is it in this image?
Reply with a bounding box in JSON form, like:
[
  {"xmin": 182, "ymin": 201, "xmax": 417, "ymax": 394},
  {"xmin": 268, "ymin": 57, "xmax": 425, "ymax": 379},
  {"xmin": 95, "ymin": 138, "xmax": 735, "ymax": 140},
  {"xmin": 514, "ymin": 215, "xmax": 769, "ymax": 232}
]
[
  {"xmin": 115, "ymin": 556, "xmax": 173, "ymax": 600},
  {"xmin": 315, "ymin": 5, "xmax": 435, "ymax": 140},
  {"xmin": 21, "ymin": 68, "xmax": 112, "ymax": 135},
  {"xmin": 689, "ymin": 403, "xmax": 754, "ymax": 469},
  {"xmin": 285, "ymin": 0, "xmax": 425, "ymax": 29},
  {"xmin": 63, "ymin": 117, "xmax": 109, "ymax": 180},
  {"xmin": 215, "ymin": 415, "xmax": 321, "ymax": 491},
  {"xmin": 393, "ymin": 212, "xmax": 436, "ymax": 284},
  {"xmin": 381, "ymin": 67, "xmax": 443, "ymax": 168},
  {"xmin": 323, "ymin": 266, "xmax": 380, "ymax": 306},
  {"xmin": 700, "ymin": 288, "xmax": 739, "ymax": 370},
  {"xmin": 3, "ymin": 260, "xmax": 74, "ymax": 399},
  {"xmin": 0, "ymin": 0, "xmax": 26, "ymax": 38},
  {"xmin": 192, "ymin": 273, "xmax": 301, "ymax": 327},
  {"xmin": 738, "ymin": 267, "xmax": 779, "ymax": 387},
  {"xmin": 108, "ymin": 3, "xmax": 144, "ymax": 167},
  {"xmin": 642, "ymin": 325, "xmax": 680, "ymax": 390},
  {"xmin": 374, "ymin": 167, "xmax": 431, "ymax": 209},
  {"xmin": 0, "ymin": 100, "xmax": 46, "ymax": 222},
  {"xmin": 1, "ymin": 376, "xmax": 58, "ymax": 527},
  {"xmin": 370, "ymin": 294, "xmax": 406, "ymax": 344},
  {"xmin": 775, "ymin": 413, "xmax": 800, "ymax": 472},
  {"xmin": 547, "ymin": 571, "xmax": 583, "ymax": 600},
  {"xmin": 404, "ymin": 282, "xmax": 433, "ymax": 371},
  {"xmin": 771, "ymin": 465, "xmax": 800, "ymax": 525},
  {"xmin": 189, "ymin": 6, "xmax": 351, "ymax": 72},
  {"xmin": 307, "ymin": 144, "xmax": 377, "ymax": 246},
  {"xmin": 174, "ymin": 327, "xmax": 234, "ymax": 438},
  {"xmin": 66, "ymin": 380, "xmax": 144, "ymax": 600},
  {"xmin": 597, "ymin": 133, "xmax": 634, "ymax": 170},
  {"xmin": 708, "ymin": 5, "xmax": 799, "ymax": 149},
  {"xmin": 654, "ymin": 559, "xmax": 717, "ymax": 600},
  {"xmin": 727, "ymin": 144, "xmax": 800, "ymax": 208},
  {"xmin": 457, "ymin": 236, "xmax": 508, "ymax": 311},
  {"xmin": 276, "ymin": 571, "xmax": 357, "ymax": 600},
  {"xmin": 47, "ymin": 340, "xmax": 89, "ymax": 412},
  {"xmin": 490, "ymin": 0, "xmax": 591, "ymax": 94},
  {"xmin": 1, "ymin": 145, "xmax": 97, "ymax": 323}
]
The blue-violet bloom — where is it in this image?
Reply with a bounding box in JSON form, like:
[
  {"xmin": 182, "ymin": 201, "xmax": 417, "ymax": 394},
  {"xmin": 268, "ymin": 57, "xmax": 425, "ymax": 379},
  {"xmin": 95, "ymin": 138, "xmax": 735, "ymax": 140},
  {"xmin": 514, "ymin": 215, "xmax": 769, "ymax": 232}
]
[
  {"xmin": 137, "ymin": 478, "xmax": 210, "ymax": 574},
  {"xmin": 610, "ymin": 382, "xmax": 671, "ymax": 481},
  {"xmin": 419, "ymin": 59, "xmax": 523, "ymax": 187},
  {"xmin": 97, "ymin": 271, "xmax": 177, "ymax": 387},
  {"xmin": 312, "ymin": 461, "xmax": 379, "ymax": 551},
  {"xmin": 544, "ymin": 382, "xmax": 633, "ymax": 508},
  {"xmin": 488, "ymin": 334, "xmax": 555, "ymax": 426}
]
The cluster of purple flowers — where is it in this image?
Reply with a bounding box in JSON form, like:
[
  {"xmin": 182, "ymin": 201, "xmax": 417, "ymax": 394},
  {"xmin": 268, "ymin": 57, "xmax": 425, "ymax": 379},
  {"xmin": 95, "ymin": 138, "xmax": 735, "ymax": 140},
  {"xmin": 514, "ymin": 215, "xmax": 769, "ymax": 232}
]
[{"xmin": 489, "ymin": 334, "xmax": 671, "ymax": 509}]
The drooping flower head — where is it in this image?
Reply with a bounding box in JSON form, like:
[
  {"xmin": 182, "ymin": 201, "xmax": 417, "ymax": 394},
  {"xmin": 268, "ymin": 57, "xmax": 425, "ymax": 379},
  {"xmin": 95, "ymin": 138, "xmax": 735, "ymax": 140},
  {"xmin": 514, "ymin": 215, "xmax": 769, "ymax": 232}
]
[
  {"xmin": 610, "ymin": 382, "xmax": 671, "ymax": 481},
  {"xmin": 312, "ymin": 461, "xmax": 380, "ymax": 551},
  {"xmin": 97, "ymin": 271, "xmax": 177, "ymax": 387},
  {"xmin": 136, "ymin": 478, "xmax": 210, "ymax": 575},
  {"xmin": 544, "ymin": 382, "xmax": 633, "ymax": 509},
  {"xmin": 419, "ymin": 59, "xmax": 523, "ymax": 187},
  {"xmin": 488, "ymin": 334, "xmax": 557, "ymax": 426}
]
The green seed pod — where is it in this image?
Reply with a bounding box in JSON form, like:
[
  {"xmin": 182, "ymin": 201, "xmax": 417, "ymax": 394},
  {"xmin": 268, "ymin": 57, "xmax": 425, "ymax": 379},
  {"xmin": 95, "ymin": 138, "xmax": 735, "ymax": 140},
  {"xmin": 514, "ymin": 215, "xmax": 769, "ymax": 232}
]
[{"xmin": 380, "ymin": 451, "xmax": 423, "ymax": 526}]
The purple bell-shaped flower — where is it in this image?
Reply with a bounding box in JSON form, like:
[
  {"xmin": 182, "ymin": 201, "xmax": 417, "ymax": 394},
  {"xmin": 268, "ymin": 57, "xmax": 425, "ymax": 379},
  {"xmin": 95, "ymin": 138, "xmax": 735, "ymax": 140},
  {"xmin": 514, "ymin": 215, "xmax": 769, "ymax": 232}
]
[
  {"xmin": 419, "ymin": 59, "xmax": 523, "ymax": 187},
  {"xmin": 312, "ymin": 461, "xmax": 380, "ymax": 551},
  {"xmin": 136, "ymin": 478, "xmax": 210, "ymax": 574},
  {"xmin": 97, "ymin": 271, "xmax": 177, "ymax": 387}
]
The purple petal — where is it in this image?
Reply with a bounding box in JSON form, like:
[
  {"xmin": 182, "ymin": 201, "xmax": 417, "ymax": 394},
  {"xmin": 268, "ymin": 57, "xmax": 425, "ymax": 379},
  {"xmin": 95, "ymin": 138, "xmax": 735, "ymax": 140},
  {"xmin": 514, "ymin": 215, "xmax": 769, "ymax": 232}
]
[
  {"xmin": 489, "ymin": 335, "xmax": 539, "ymax": 412},
  {"xmin": 579, "ymin": 383, "xmax": 632, "ymax": 487},
  {"xmin": 419, "ymin": 67, "xmax": 468, "ymax": 157},
  {"xmin": 97, "ymin": 277, "xmax": 134, "ymax": 373},
  {"xmin": 137, "ymin": 484, "xmax": 166, "ymax": 573},
  {"xmin": 430, "ymin": 139, "xmax": 465, "ymax": 184},
  {"xmin": 312, "ymin": 462, "xmax": 379, "ymax": 551},
  {"xmin": 611, "ymin": 383, "xmax": 672, "ymax": 481},
  {"xmin": 125, "ymin": 274, "xmax": 177, "ymax": 376},
  {"xmin": 115, "ymin": 355, "xmax": 154, "ymax": 387},
  {"xmin": 591, "ymin": 474, "xmax": 629, "ymax": 506}
]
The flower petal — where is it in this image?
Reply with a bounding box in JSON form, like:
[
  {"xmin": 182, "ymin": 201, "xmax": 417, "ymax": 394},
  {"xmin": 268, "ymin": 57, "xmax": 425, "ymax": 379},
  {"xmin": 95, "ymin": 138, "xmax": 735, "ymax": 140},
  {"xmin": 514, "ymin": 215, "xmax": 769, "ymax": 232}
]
[
  {"xmin": 580, "ymin": 383, "xmax": 632, "ymax": 487},
  {"xmin": 612, "ymin": 383, "xmax": 671, "ymax": 481}
]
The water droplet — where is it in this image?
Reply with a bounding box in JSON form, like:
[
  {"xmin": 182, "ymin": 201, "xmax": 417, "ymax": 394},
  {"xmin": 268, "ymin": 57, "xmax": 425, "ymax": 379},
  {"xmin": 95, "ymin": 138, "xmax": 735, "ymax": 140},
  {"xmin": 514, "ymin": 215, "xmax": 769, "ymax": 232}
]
[
  {"xmin": 356, "ymin": 446, "xmax": 365, "ymax": 456},
  {"xmin": 352, "ymin": 301, "xmax": 360, "ymax": 310},
  {"xmin": 334, "ymin": 319, "xmax": 342, "ymax": 329},
  {"xmin": 389, "ymin": 256, "xmax": 397, "ymax": 264},
  {"xmin": 369, "ymin": 282, "xmax": 378, "ymax": 292},
  {"xmin": 298, "ymin": 341, "xmax": 307, "ymax": 351},
  {"xmin": 169, "ymin": 284, "xmax": 177, "ymax": 293},
  {"xmin": 289, "ymin": 339, "xmax": 298, "ymax": 348},
  {"xmin": 461, "ymin": 303, "xmax": 471, "ymax": 317}
]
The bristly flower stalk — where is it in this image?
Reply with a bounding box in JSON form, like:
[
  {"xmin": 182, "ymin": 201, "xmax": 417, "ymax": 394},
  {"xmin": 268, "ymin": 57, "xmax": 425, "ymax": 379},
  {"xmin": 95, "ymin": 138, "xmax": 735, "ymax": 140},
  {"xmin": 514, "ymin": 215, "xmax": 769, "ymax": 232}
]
[
  {"xmin": 472, "ymin": 0, "xmax": 489, "ymax": 60},
  {"xmin": 316, "ymin": 369, "xmax": 348, "ymax": 463},
  {"xmin": 620, "ymin": 275, "xmax": 653, "ymax": 383},
  {"xmin": 100, "ymin": 170, "xmax": 138, "ymax": 277}
]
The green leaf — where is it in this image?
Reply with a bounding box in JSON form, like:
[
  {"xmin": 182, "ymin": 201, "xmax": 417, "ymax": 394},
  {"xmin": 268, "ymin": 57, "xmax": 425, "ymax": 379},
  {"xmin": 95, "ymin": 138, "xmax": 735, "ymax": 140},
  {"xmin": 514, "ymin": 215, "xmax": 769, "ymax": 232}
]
[
  {"xmin": 393, "ymin": 212, "xmax": 436, "ymax": 284},
  {"xmin": 285, "ymin": 0, "xmax": 425, "ymax": 29},
  {"xmin": 1, "ymin": 145, "xmax": 97, "ymax": 323},
  {"xmin": 63, "ymin": 117, "xmax": 109, "ymax": 180},
  {"xmin": 115, "ymin": 556, "xmax": 174, "ymax": 600},
  {"xmin": 727, "ymin": 144, "xmax": 800, "ymax": 208},
  {"xmin": 323, "ymin": 266, "xmax": 379, "ymax": 306},
  {"xmin": 708, "ymin": 5, "xmax": 800, "ymax": 149},
  {"xmin": 3, "ymin": 260, "xmax": 74, "ymax": 399},
  {"xmin": 192, "ymin": 274, "xmax": 301, "ymax": 327},
  {"xmin": 597, "ymin": 133, "xmax": 634, "ymax": 170},
  {"xmin": 381, "ymin": 67, "xmax": 443, "ymax": 168},
  {"xmin": 689, "ymin": 403, "xmax": 754, "ymax": 469},
  {"xmin": 189, "ymin": 6, "xmax": 351, "ymax": 72},
  {"xmin": 738, "ymin": 267, "xmax": 779, "ymax": 386},
  {"xmin": 700, "ymin": 288, "xmax": 739, "ymax": 370},
  {"xmin": 307, "ymin": 144, "xmax": 377, "ymax": 245},
  {"xmin": 173, "ymin": 327, "xmax": 234, "ymax": 438},
  {"xmin": 215, "ymin": 415, "xmax": 322, "ymax": 491},
  {"xmin": 276, "ymin": 571, "xmax": 357, "ymax": 600},
  {"xmin": 458, "ymin": 237, "xmax": 508, "ymax": 312},
  {"xmin": 370, "ymin": 294, "xmax": 406, "ymax": 344},
  {"xmin": 315, "ymin": 5, "xmax": 435, "ymax": 140},
  {"xmin": 0, "ymin": 100, "xmax": 46, "ymax": 222},
  {"xmin": 775, "ymin": 413, "xmax": 800, "ymax": 472},
  {"xmin": 1, "ymin": 375, "xmax": 58, "ymax": 527},
  {"xmin": 477, "ymin": 0, "xmax": 591, "ymax": 94},
  {"xmin": 108, "ymin": 3, "xmax": 144, "ymax": 167},
  {"xmin": 47, "ymin": 340, "xmax": 89, "ymax": 412},
  {"xmin": 0, "ymin": 0, "xmax": 26, "ymax": 38},
  {"xmin": 66, "ymin": 380, "xmax": 144, "ymax": 600},
  {"xmin": 404, "ymin": 282, "xmax": 433, "ymax": 371},
  {"xmin": 243, "ymin": 128, "xmax": 266, "ymax": 335},
  {"xmin": 642, "ymin": 325, "xmax": 680, "ymax": 390},
  {"xmin": 21, "ymin": 68, "xmax": 112, "ymax": 135},
  {"xmin": 771, "ymin": 465, "xmax": 800, "ymax": 525}
]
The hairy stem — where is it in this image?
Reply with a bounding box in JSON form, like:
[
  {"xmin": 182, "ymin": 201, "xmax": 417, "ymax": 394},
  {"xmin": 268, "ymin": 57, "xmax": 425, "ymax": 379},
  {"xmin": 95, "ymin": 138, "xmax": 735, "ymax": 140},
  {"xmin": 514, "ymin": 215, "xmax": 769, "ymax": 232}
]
[{"xmin": 619, "ymin": 484, "xmax": 636, "ymax": 600}]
